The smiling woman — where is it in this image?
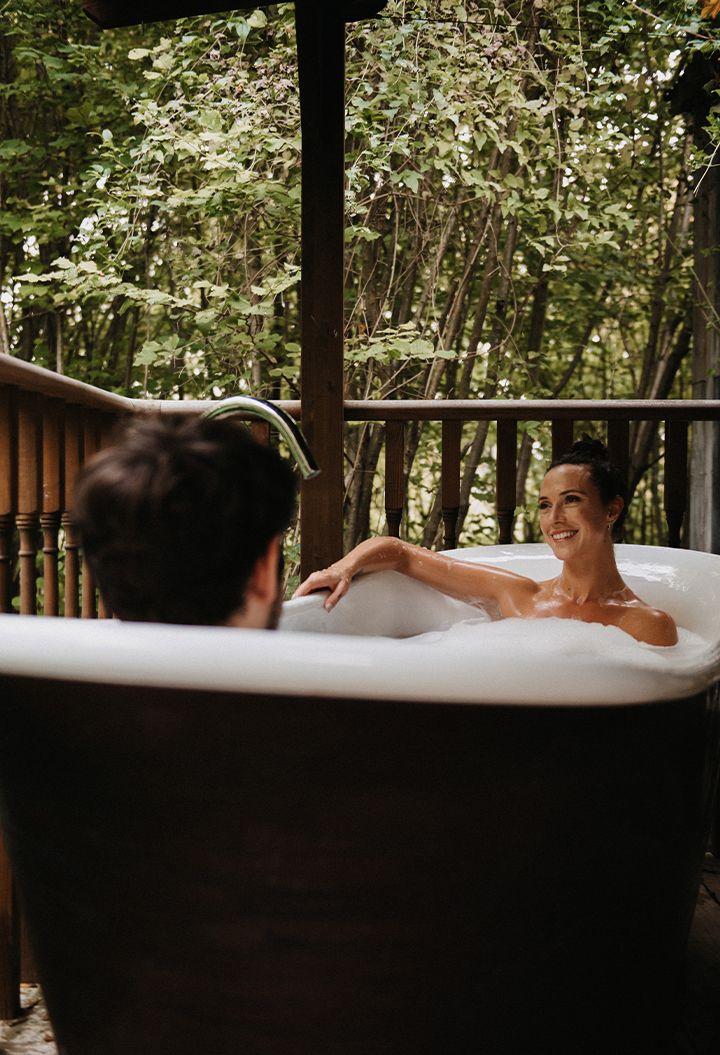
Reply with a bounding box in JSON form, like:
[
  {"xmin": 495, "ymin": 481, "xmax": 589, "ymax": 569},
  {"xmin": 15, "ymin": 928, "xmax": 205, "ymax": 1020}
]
[{"xmin": 294, "ymin": 437, "xmax": 679, "ymax": 646}]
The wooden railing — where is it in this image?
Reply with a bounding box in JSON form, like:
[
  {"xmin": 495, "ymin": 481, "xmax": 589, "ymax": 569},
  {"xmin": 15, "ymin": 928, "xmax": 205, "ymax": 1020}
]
[
  {"xmin": 141, "ymin": 395, "xmax": 720, "ymax": 550},
  {"xmin": 4, "ymin": 356, "xmax": 720, "ymax": 620},
  {"xmin": 0, "ymin": 358, "xmax": 132, "ymax": 623},
  {"xmin": 3, "ymin": 354, "xmax": 720, "ymax": 626},
  {"xmin": 338, "ymin": 400, "xmax": 715, "ymax": 550}
]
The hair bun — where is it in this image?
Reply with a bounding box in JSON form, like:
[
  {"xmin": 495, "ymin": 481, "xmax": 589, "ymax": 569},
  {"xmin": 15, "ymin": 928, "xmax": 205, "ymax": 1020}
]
[{"xmin": 570, "ymin": 434, "xmax": 609, "ymax": 459}]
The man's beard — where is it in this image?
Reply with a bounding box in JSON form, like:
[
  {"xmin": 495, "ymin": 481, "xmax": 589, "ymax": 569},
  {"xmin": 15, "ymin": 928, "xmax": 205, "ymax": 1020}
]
[
  {"xmin": 265, "ymin": 546, "xmax": 285, "ymax": 630},
  {"xmin": 265, "ymin": 589, "xmax": 283, "ymax": 631}
]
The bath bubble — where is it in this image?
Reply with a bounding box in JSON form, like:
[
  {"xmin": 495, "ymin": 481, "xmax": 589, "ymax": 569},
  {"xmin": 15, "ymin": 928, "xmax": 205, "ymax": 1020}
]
[{"xmin": 401, "ymin": 616, "xmax": 710, "ymax": 665}]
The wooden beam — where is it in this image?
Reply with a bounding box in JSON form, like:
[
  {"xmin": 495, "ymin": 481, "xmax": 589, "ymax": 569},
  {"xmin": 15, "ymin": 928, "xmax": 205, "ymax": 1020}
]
[
  {"xmin": 83, "ymin": 0, "xmax": 388, "ymax": 29},
  {"xmin": 297, "ymin": 5, "xmax": 345, "ymax": 578},
  {"xmin": 84, "ymin": 1, "xmax": 270, "ymax": 28}
]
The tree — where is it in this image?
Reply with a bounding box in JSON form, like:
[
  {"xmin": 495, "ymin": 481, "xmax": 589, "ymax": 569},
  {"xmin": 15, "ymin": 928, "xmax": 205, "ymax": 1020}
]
[{"xmin": 2, "ymin": 0, "xmax": 718, "ymax": 553}]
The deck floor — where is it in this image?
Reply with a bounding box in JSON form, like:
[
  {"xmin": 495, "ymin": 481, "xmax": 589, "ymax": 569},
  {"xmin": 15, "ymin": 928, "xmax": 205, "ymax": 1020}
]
[
  {"xmin": 1, "ymin": 857, "xmax": 719, "ymax": 1054},
  {"xmin": 675, "ymin": 855, "xmax": 720, "ymax": 1054}
]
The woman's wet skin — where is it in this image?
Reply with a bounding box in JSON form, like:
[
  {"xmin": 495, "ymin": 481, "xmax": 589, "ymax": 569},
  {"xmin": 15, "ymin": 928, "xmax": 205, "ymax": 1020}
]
[{"xmin": 294, "ymin": 464, "xmax": 678, "ymax": 647}]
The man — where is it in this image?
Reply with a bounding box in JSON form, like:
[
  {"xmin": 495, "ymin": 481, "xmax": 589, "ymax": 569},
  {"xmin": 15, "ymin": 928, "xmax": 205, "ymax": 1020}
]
[{"xmin": 74, "ymin": 414, "xmax": 296, "ymax": 629}]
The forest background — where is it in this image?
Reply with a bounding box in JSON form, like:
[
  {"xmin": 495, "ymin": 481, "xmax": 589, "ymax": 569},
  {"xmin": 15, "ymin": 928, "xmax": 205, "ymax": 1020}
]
[{"xmin": 2, "ymin": 0, "xmax": 720, "ymax": 575}]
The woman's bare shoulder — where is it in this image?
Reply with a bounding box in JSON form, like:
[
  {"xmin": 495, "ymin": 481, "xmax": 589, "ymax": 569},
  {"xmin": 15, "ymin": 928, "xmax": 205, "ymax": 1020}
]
[{"xmin": 617, "ymin": 604, "xmax": 678, "ymax": 647}]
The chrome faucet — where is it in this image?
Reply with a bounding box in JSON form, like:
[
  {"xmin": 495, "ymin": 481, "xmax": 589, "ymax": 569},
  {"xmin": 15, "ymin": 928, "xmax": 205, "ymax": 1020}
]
[{"xmin": 202, "ymin": 396, "xmax": 320, "ymax": 480}]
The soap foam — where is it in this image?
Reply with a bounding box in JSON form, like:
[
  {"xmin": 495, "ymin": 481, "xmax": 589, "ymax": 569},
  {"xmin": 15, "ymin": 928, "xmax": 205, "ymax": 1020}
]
[{"xmin": 401, "ymin": 616, "xmax": 710, "ymax": 667}]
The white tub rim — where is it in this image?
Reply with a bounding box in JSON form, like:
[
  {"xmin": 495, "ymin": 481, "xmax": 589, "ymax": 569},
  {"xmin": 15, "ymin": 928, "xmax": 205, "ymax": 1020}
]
[{"xmin": 0, "ymin": 543, "xmax": 718, "ymax": 708}]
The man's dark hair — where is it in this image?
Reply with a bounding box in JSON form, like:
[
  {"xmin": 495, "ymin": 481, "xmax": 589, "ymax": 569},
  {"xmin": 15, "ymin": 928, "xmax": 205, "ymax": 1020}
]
[
  {"xmin": 550, "ymin": 435, "xmax": 625, "ymax": 506},
  {"xmin": 74, "ymin": 415, "xmax": 297, "ymax": 625}
]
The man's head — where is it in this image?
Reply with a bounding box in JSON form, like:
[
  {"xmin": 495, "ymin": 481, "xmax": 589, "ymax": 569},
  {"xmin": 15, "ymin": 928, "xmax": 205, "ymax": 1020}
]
[{"xmin": 74, "ymin": 415, "xmax": 297, "ymax": 628}]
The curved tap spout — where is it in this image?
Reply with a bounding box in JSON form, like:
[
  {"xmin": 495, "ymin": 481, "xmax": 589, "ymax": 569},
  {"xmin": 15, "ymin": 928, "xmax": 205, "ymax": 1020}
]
[{"xmin": 202, "ymin": 396, "xmax": 320, "ymax": 480}]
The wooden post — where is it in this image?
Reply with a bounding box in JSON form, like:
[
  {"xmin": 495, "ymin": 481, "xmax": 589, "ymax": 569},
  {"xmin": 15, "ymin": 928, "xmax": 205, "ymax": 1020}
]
[
  {"xmin": 81, "ymin": 413, "xmax": 100, "ymax": 619},
  {"xmin": 664, "ymin": 419, "xmax": 689, "ymax": 548},
  {"xmin": 96, "ymin": 413, "xmax": 115, "ymax": 619},
  {"xmin": 496, "ymin": 419, "xmax": 517, "ymax": 545},
  {"xmin": 384, "ymin": 421, "xmax": 405, "ymax": 538},
  {"xmin": 297, "ymin": 6, "xmax": 346, "ymax": 578},
  {"xmin": 16, "ymin": 392, "xmax": 40, "ymax": 616},
  {"xmin": 41, "ymin": 399, "xmax": 63, "ymax": 617},
  {"xmin": 63, "ymin": 407, "xmax": 82, "ymax": 619},
  {"xmin": 607, "ymin": 418, "xmax": 630, "ymax": 541},
  {"xmin": 0, "ymin": 386, "xmax": 16, "ymax": 614},
  {"xmin": 551, "ymin": 418, "xmax": 574, "ymax": 463},
  {"xmin": 689, "ymin": 162, "xmax": 720, "ymax": 553},
  {"xmin": 669, "ymin": 54, "xmax": 720, "ymax": 553},
  {"xmin": 441, "ymin": 420, "xmax": 461, "ymax": 550}
]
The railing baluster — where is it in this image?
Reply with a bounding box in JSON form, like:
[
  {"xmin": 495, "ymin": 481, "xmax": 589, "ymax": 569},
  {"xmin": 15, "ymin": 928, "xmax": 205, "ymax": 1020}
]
[
  {"xmin": 41, "ymin": 399, "xmax": 63, "ymax": 617},
  {"xmin": 97, "ymin": 413, "xmax": 117, "ymax": 618},
  {"xmin": 16, "ymin": 393, "xmax": 40, "ymax": 616},
  {"xmin": 441, "ymin": 420, "xmax": 462, "ymax": 550},
  {"xmin": 551, "ymin": 418, "xmax": 574, "ymax": 462},
  {"xmin": 0, "ymin": 386, "xmax": 16, "ymax": 614},
  {"xmin": 607, "ymin": 419, "xmax": 630, "ymax": 540},
  {"xmin": 63, "ymin": 407, "xmax": 82, "ymax": 619},
  {"xmin": 0, "ymin": 514, "xmax": 12, "ymax": 614},
  {"xmin": 384, "ymin": 421, "xmax": 405, "ymax": 538},
  {"xmin": 607, "ymin": 419, "xmax": 630, "ymax": 488},
  {"xmin": 664, "ymin": 419, "xmax": 689, "ymax": 548},
  {"xmin": 496, "ymin": 419, "xmax": 517, "ymax": 544},
  {"xmin": 81, "ymin": 413, "xmax": 100, "ymax": 619}
]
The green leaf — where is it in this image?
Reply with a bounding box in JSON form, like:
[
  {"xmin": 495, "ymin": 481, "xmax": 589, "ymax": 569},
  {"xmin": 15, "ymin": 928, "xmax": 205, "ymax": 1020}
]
[
  {"xmin": 153, "ymin": 53, "xmax": 174, "ymax": 72},
  {"xmin": 136, "ymin": 342, "xmax": 161, "ymax": 366},
  {"xmin": 198, "ymin": 109, "xmax": 223, "ymax": 132},
  {"xmin": 403, "ymin": 171, "xmax": 421, "ymax": 193}
]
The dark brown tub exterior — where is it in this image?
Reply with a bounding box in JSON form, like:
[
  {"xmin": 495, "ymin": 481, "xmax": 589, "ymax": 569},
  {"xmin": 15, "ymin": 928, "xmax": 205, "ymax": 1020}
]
[{"xmin": 0, "ymin": 676, "xmax": 717, "ymax": 1055}]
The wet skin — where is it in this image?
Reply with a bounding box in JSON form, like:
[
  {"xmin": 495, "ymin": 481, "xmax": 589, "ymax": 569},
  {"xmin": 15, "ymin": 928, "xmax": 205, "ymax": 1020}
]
[{"xmin": 294, "ymin": 464, "xmax": 678, "ymax": 648}]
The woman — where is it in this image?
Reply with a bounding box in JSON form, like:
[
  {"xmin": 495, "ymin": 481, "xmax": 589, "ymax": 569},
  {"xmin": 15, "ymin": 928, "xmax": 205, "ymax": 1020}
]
[{"xmin": 294, "ymin": 438, "xmax": 678, "ymax": 647}]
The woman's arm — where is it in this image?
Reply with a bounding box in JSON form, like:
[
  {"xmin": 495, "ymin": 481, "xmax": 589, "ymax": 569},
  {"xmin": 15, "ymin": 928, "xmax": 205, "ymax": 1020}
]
[{"xmin": 293, "ymin": 537, "xmax": 536, "ymax": 613}]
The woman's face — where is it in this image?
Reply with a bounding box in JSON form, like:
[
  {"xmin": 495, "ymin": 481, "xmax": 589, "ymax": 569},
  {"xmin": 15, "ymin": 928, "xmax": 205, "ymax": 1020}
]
[{"xmin": 539, "ymin": 464, "xmax": 621, "ymax": 558}]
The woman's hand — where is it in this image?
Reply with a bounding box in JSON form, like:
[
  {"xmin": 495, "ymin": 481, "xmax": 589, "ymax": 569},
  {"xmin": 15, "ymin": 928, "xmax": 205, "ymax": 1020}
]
[
  {"xmin": 293, "ymin": 537, "xmax": 404, "ymax": 612},
  {"xmin": 293, "ymin": 565, "xmax": 353, "ymax": 610}
]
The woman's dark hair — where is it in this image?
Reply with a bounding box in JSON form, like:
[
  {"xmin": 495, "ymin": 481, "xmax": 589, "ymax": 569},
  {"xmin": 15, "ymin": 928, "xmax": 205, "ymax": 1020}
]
[
  {"xmin": 74, "ymin": 415, "xmax": 297, "ymax": 626},
  {"xmin": 550, "ymin": 435, "xmax": 626, "ymax": 506}
]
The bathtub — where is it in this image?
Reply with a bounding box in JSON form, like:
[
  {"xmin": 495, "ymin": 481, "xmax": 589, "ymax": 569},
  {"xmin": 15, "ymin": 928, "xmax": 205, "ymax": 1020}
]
[{"xmin": 0, "ymin": 543, "xmax": 718, "ymax": 1055}]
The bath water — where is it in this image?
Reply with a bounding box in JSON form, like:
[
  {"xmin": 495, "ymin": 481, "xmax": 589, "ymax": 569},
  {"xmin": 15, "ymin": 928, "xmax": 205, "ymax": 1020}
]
[{"xmin": 400, "ymin": 615, "xmax": 710, "ymax": 670}]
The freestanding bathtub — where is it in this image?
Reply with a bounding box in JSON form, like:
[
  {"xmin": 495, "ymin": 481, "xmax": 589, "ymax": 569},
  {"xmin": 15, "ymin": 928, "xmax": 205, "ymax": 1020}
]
[{"xmin": 0, "ymin": 543, "xmax": 718, "ymax": 1055}]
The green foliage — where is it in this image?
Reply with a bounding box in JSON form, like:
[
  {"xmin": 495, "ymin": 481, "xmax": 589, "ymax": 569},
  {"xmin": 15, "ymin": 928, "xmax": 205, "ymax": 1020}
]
[{"xmin": 1, "ymin": 0, "xmax": 718, "ymax": 549}]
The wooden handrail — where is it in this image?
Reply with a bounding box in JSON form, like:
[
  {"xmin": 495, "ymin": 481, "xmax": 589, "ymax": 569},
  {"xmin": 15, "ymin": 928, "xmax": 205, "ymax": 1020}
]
[
  {"xmin": 139, "ymin": 398, "xmax": 720, "ymax": 422},
  {"xmin": 338, "ymin": 399, "xmax": 720, "ymax": 422},
  {"xmin": 4, "ymin": 355, "xmax": 719, "ymax": 424},
  {"xmin": 0, "ymin": 355, "xmax": 132, "ymax": 414}
]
